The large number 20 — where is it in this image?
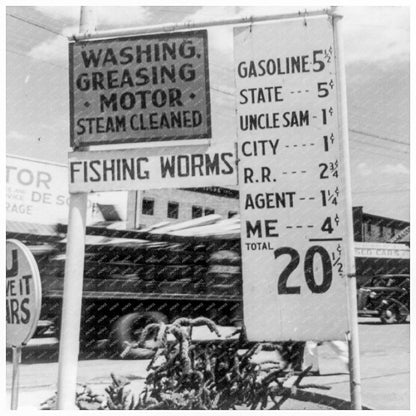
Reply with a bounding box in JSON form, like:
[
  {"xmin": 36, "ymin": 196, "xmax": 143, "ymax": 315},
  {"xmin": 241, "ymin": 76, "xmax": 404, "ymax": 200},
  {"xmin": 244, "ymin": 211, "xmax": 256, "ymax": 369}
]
[{"xmin": 275, "ymin": 246, "xmax": 333, "ymax": 294}]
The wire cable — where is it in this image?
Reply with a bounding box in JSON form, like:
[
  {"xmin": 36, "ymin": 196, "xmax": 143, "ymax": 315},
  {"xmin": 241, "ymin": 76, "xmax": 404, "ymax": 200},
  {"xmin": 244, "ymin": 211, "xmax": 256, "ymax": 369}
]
[
  {"xmin": 7, "ymin": 13, "xmax": 65, "ymax": 37},
  {"xmin": 350, "ymin": 137, "xmax": 409, "ymax": 154},
  {"xmin": 349, "ymin": 128, "xmax": 409, "ymax": 146},
  {"xmin": 211, "ymin": 86, "xmax": 234, "ymax": 97},
  {"xmin": 349, "ymin": 143, "xmax": 408, "ymax": 162},
  {"xmin": 6, "ymin": 48, "xmax": 68, "ymax": 69},
  {"xmin": 4, "ymin": 13, "xmax": 411, "ymax": 157},
  {"xmin": 353, "ymin": 189, "xmax": 409, "ymax": 195}
]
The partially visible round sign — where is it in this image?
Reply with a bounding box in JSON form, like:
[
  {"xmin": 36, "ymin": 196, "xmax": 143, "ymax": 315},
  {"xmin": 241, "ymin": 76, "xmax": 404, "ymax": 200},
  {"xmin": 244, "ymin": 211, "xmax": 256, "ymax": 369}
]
[{"xmin": 6, "ymin": 239, "xmax": 42, "ymax": 347}]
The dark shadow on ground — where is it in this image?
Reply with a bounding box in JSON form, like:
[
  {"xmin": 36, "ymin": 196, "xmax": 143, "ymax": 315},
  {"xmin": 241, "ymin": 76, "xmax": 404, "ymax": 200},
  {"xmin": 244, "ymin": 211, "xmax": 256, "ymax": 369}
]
[
  {"xmin": 6, "ymin": 346, "xmax": 60, "ymax": 364},
  {"xmin": 359, "ymin": 321, "xmax": 409, "ymax": 326},
  {"xmin": 6, "ymin": 343, "xmax": 117, "ymax": 364}
]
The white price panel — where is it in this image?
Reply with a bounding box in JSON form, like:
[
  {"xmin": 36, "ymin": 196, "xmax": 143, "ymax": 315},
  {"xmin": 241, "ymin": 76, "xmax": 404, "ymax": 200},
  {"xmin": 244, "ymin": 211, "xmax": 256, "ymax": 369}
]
[{"xmin": 234, "ymin": 16, "xmax": 350, "ymax": 341}]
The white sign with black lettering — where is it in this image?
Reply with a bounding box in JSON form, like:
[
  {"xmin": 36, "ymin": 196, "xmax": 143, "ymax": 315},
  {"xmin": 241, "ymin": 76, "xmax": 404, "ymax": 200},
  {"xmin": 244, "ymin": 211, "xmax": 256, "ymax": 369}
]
[
  {"xmin": 235, "ymin": 17, "xmax": 349, "ymax": 341},
  {"xmin": 69, "ymin": 144, "xmax": 237, "ymax": 192},
  {"xmin": 6, "ymin": 239, "xmax": 42, "ymax": 347}
]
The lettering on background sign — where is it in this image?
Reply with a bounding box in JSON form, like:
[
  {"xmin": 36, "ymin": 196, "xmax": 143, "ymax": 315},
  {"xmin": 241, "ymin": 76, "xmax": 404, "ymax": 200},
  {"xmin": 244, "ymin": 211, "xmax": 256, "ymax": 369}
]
[
  {"xmin": 355, "ymin": 247, "xmax": 410, "ymax": 259},
  {"xmin": 6, "ymin": 165, "xmax": 52, "ymax": 189},
  {"xmin": 6, "ymin": 156, "xmax": 113, "ymax": 230},
  {"xmin": 6, "ymin": 161, "xmax": 67, "ymax": 219},
  {"xmin": 6, "ymin": 249, "xmax": 32, "ymax": 325}
]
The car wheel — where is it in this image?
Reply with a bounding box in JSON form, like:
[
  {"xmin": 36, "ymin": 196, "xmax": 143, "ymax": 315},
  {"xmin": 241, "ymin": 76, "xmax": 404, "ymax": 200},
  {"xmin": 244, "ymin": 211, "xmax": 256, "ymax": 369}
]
[
  {"xmin": 397, "ymin": 313, "xmax": 408, "ymax": 324},
  {"xmin": 380, "ymin": 307, "xmax": 399, "ymax": 324},
  {"xmin": 111, "ymin": 311, "xmax": 168, "ymax": 359}
]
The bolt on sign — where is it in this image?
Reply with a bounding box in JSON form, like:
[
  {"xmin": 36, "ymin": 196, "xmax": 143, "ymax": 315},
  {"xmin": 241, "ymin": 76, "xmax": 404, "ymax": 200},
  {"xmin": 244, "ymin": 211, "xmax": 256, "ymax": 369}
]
[
  {"xmin": 69, "ymin": 30, "xmax": 211, "ymax": 147},
  {"xmin": 235, "ymin": 16, "xmax": 350, "ymax": 341},
  {"xmin": 6, "ymin": 240, "xmax": 42, "ymax": 347}
]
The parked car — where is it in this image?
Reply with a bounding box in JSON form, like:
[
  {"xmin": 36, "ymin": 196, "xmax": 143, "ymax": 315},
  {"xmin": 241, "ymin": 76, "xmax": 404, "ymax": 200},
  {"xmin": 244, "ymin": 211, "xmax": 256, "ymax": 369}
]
[{"xmin": 357, "ymin": 274, "xmax": 410, "ymax": 324}]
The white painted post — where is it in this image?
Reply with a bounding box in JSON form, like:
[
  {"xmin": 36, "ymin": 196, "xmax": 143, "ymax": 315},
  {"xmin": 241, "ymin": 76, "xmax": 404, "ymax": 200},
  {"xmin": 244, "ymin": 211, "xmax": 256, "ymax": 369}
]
[
  {"xmin": 56, "ymin": 6, "xmax": 95, "ymax": 410},
  {"xmin": 10, "ymin": 346, "xmax": 21, "ymax": 410},
  {"xmin": 56, "ymin": 193, "xmax": 88, "ymax": 409},
  {"xmin": 79, "ymin": 6, "xmax": 97, "ymax": 34},
  {"xmin": 127, "ymin": 190, "xmax": 141, "ymax": 229},
  {"xmin": 331, "ymin": 7, "xmax": 362, "ymax": 410}
]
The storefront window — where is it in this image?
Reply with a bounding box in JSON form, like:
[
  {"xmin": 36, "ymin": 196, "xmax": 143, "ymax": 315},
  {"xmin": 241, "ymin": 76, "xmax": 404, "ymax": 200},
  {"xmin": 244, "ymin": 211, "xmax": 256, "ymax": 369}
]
[
  {"xmin": 379, "ymin": 225, "xmax": 384, "ymax": 237},
  {"xmin": 192, "ymin": 205, "xmax": 203, "ymax": 218},
  {"xmin": 167, "ymin": 202, "xmax": 179, "ymax": 219},
  {"xmin": 142, "ymin": 198, "xmax": 155, "ymax": 215}
]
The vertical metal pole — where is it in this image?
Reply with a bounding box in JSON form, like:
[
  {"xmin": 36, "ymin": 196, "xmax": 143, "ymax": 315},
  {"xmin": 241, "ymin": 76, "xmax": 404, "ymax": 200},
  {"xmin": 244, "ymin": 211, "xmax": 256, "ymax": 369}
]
[
  {"xmin": 56, "ymin": 193, "xmax": 88, "ymax": 409},
  {"xmin": 79, "ymin": 6, "xmax": 97, "ymax": 33},
  {"xmin": 10, "ymin": 346, "xmax": 21, "ymax": 410},
  {"xmin": 127, "ymin": 190, "xmax": 141, "ymax": 229},
  {"xmin": 331, "ymin": 7, "xmax": 362, "ymax": 410},
  {"xmin": 57, "ymin": 7, "xmax": 95, "ymax": 409}
]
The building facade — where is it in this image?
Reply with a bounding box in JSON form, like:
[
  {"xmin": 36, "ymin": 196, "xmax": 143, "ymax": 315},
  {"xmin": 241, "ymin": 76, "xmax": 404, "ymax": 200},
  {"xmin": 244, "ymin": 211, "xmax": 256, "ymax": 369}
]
[
  {"xmin": 132, "ymin": 187, "xmax": 240, "ymax": 229},
  {"xmin": 353, "ymin": 206, "xmax": 410, "ymax": 244},
  {"xmin": 132, "ymin": 189, "xmax": 410, "ymax": 245}
]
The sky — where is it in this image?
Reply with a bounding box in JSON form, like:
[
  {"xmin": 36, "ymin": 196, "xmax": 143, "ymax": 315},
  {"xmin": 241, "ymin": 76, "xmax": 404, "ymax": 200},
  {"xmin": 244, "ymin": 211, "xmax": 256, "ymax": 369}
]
[{"xmin": 4, "ymin": 3, "xmax": 411, "ymax": 221}]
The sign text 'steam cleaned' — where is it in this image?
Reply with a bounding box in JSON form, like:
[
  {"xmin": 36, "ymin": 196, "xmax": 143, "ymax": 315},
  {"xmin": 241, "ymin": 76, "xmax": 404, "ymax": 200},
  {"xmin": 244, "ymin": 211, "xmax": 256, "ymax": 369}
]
[{"xmin": 70, "ymin": 31, "xmax": 211, "ymax": 144}]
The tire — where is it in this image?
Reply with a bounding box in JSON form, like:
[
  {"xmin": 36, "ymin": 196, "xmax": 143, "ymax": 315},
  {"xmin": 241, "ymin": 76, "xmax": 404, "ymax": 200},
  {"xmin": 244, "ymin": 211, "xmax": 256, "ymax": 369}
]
[
  {"xmin": 380, "ymin": 307, "xmax": 399, "ymax": 324},
  {"xmin": 397, "ymin": 313, "xmax": 408, "ymax": 324},
  {"xmin": 111, "ymin": 311, "xmax": 168, "ymax": 359}
]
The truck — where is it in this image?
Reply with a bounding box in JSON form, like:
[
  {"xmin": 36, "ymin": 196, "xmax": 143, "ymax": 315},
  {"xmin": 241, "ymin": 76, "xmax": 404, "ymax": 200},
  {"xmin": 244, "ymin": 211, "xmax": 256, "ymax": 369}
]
[
  {"xmin": 12, "ymin": 218, "xmax": 243, "ymax": 359},
  {"xmin": 12, "ymin": 221, "xmax": 410, "ymax": 359},
  {"xmin": 6, "ymin": 154, "xmax": 244, "ymax": 358},
  {"xmin": 7, "ymin": 154, "xmax": 410, "ymax": 358}
]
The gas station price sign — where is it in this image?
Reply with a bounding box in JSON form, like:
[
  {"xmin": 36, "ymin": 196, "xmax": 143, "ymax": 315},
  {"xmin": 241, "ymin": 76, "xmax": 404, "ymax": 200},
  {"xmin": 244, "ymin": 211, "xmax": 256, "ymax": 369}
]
[{"xmin": 234, "ymin": 16, "xmax": 350, "ymax": 341}]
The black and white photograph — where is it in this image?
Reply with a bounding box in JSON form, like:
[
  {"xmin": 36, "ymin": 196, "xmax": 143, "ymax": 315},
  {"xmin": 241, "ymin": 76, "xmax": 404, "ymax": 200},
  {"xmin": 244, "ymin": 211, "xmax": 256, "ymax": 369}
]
[{"xmin": 4, "ymin": 2, "xmax": 412, "ymax": 411}]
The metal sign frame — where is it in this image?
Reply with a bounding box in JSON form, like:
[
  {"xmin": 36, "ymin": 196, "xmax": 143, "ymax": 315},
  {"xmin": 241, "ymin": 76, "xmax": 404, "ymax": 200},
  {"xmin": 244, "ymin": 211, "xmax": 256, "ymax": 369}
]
[{"xmin": 57, "ymin": 7, "xmax": 362, "ymax": 410}]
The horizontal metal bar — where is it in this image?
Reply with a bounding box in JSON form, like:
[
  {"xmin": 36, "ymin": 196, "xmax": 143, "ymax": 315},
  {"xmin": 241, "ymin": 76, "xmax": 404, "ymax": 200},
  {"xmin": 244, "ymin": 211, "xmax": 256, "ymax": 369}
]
[
  {"xmin": 71, "ymin": 9, "xmax": 332, "ymax": 41},
  {"xmin": 56, "ymin": 223, "xmax": 241, "ymax": 243},
  {"xmin": 44, "ymin": 289, "xmax": 240, "ymax": 302}
]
